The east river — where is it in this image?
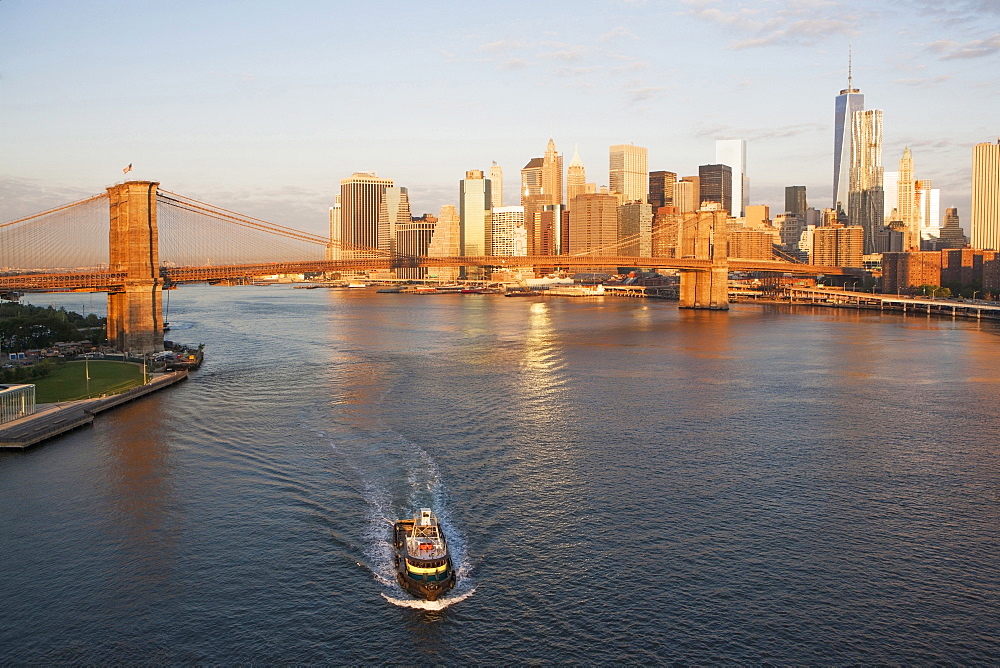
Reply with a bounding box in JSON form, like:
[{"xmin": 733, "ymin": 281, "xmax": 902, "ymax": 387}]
[{"xmin": 2, "ymin": 286, "xmax": 998, "ymax": 663}]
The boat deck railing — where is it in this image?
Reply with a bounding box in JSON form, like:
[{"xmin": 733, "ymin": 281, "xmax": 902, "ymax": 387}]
[{"xmin": 406, "ymin": 536, "xmax": 447, "ymax": 560}]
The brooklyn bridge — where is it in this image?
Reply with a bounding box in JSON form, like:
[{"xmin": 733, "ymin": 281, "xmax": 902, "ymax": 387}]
[{"xmin": 1, "ymin": 181, "xmax": 858, "ymax": 353}]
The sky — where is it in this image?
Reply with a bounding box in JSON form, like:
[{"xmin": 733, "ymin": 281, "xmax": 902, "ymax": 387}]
[{"xmin": 1, "ymin": 0, "xmax": 998, "ymax": 236}]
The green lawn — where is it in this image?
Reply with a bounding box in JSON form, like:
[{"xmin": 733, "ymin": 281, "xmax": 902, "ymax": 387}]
[{"xmin": 33, "ymin": 360, "xmax": 145, "ymax": 403}]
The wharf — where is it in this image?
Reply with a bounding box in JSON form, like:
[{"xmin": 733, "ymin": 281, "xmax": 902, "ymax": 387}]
[{"xmin": 0, "ymin": 370, "xmax": 188, "ymax": 451}]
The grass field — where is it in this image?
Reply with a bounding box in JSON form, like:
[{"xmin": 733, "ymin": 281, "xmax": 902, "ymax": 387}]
[{"xmin": 33, "ymin": 360, "xmax": 145, "ymax": 403}]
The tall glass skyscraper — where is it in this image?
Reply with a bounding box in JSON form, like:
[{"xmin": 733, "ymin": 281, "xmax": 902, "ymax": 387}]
[
  {"xmin": 715, "ymin": 139, "xmax": 747, "ymax": 217},
  {"xmin": 833, "ymin": 67, "xmax": 864, "ymax": 212}
]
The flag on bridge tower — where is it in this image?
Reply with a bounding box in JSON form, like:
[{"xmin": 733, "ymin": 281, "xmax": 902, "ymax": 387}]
[{"xmin": 123, "ymin": 163, "xmax": 133, "ymax": 175}]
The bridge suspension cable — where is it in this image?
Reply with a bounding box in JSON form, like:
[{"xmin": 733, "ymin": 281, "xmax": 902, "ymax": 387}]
[{"xmin": 0, "ymin": 193, "xmax": 110, "ymax": 271}]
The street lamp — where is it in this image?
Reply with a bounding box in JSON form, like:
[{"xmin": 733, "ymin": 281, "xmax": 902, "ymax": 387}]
[{"xmin": 972, "ymin": 291, "xmax": 979, "ymax": 302}]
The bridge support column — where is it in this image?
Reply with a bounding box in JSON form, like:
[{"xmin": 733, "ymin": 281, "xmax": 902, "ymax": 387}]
[
  {"xmin": 106, "ymin": 181, "xmax": 163, "ymax": 354},
  {"xmin": 678, "ymin": 210, "xmax": 729, "ymax": 310}
]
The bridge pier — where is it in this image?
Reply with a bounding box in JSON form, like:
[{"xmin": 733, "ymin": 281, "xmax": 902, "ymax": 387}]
[
  {"xmin": 106, "ymin": 181, "xmax": 163, "ymax": 354},
  {"xmin": 678, "ymin": 210, "xmax": 729, "ymax": 310}
]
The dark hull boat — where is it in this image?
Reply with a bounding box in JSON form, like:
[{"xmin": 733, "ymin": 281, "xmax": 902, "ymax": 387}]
[{"xmin": 392, "ymin": 508, "xmax": 456, "ymax": 601}]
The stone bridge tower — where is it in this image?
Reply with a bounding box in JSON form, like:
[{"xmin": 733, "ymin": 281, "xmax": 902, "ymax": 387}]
[
  {"xmin": 106, "ymin": 181, "xmax": 163, "ymax": 353},
  {"xmin": 678, "ymin": 209, "xmax": 730, "ymax": 310}
]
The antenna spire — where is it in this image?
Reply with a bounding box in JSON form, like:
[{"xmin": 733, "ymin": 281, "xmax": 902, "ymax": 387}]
[{"xmin": 848, "ymin": 44, "xmax": 853, "ymax": 91}]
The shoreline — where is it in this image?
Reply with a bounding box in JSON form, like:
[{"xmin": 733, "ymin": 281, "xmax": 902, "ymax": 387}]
[{"xmin": 0, "ymin": 370, "xmax": 188, "ymax": 451}]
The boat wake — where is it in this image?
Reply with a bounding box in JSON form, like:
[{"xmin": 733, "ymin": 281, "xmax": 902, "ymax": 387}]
[
  {"xmin": 302, "ymin": 409, "xmax": 474, "ymax": 608},
  {"xmin": 382, "ymin": 586, "xmax": 477, "ymax": 610}
]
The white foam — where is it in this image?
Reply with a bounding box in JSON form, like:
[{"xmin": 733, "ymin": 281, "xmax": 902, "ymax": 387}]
[{"xmin": 382, "ymin": 587, "xmax": 476, "ymax": 610}]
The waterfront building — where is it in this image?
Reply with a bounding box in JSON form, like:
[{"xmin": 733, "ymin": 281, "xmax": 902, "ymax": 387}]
[
  {"xmin": 785, "ymin": 186, "xmax": 807, "ymax": 217},
  {"xmin": 617, "ymin": 202, "xmax": 654, "ymax": 257},
  {"xmin": 744, "ymin": 204, "xmax": 770, "ymax": 229},
  {"xmin": 884, "ymin": 170, "xmax": 899, "ymax": 222},
  {"xmin": 425, "ymin": 204, "xmax": 461, "ymax": 282},
  {"xmin": 378, "ymin": 186, "xmax": 411, "ymax": 255},
  {"xmin": 834, "ymin": 60, "xmax": 864, "ymax": 212},
  {"xmin": 569, "ymin": 192, "xmax": 618, "ymax": 257},
  {"xmin": 673, "ymin": 178, "xmax": 699, "ymax": 213},
  {"xmin": 716, "ymin": 139, "xmax": 748, "ymax": 217},
  {"xmin": 881, "ymin": 251, "xmax": 941, "ymax": 293},
  {"xmin": 775, "ymin": 213, "xmax": 805, "ymax": 250},
  {"xmin": 699, "ymin": 164, "xmax": 732, "ymax": 214},
  {"xmin": 610, "ymin": 144, "xmax": 648, "ymax": 203},
  {"xmin": 339, "ymin": 172, "xmax": 394, "ymax": 258},
  {"xmin": 543, "ymin": 138, "xmax": 563, "ymax": 206},
  {"xmin": 847, "ymin": 109, "xmax": 884, "ymax": 254},
  {"xmin": 971, "ymin": 139, "xmax": 1000, "ymax": 250},
  {"xmin": 396, "ymin": 213, "xmax": 436, "ymax": 280},
  {"xmin": 648, "ymin": 171, "xmax": 677, "ymax": 209},
  {"xmin": 897, "ymin": 146, "xmax": 917, "ymax": 247},
  {"xmin": 937, "ymin": 207, "xmax": 968, "ymax": 249},
  {"xmin": 326, "ymin": 195, "xmax": 341, "ymax": 261},
  {"xmin": 538, "ymin": 204, "xmax": 569, "ymax": 258},
  {"xmin": 916, "ymin": 180, "xmax": 940, "ymax": 244},
  {"xmin": 490, "ymin": 162, "xmax": 504, "ymax": 209},
  {"xmin": 812, "ymin": 224, "xmax": 864, "ymax": 267},
  {"xmin": 728, "ymin": 227, "xmax": 778, "ymax": 260},
  {"xmin": 491, "ymin": 206, "xmax": 526, "ymax": 257},
  {"xmin": 460, "ymin": 170, "xmax": 492, "ymax": 280},
  {"xmin": 875, "ymin": 221, "xmax": 907, "ymax": 254},
  {"xmin": 567, "ymin": 147, "xmax": 588, "ymax": 204}
]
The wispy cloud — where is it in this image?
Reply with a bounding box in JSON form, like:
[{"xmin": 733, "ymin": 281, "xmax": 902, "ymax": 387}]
[
  {"xmin": 926, "ymin": 33, "xmax": 1000, "ymax": 60},
  {"xmin": 695, "ymin": 122, "xmax": 825, "ymax": 142},
  {"xmin": 599, "ymin": 26, "xmax": 639, "ymax": 42},
  {"xmin": 626, "ymin": 86, "xmax": 669, "ymax": 103},
  {"xmin": 684, "ymin": 0, "xmax": 859, "ymax": 49},
  {"xmin": 894, "ymin": 74, "xmax": 952, "ymax": 86}
]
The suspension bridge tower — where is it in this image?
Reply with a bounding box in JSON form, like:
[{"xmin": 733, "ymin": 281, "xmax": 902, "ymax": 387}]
[
  {"xmin": 678, "ymin": 209, "xmax": 730, "ymax": 310},
  {"xmin": 106, "ymin": 181, "xmax": 163, "ymax": 353}
]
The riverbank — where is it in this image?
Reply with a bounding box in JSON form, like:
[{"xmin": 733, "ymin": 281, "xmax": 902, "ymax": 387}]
[{"xmin": 0, "ymin": 370, "xmax": 188, "ymax": 451}]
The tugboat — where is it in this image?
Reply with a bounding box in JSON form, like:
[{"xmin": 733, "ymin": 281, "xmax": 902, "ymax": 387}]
[{"xmin": 392, "ymin": 508, "xmax": 456, "ymax": 601}]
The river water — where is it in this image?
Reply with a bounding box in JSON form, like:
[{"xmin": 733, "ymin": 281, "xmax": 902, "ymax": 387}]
[{"xmin": 2, "ymin": 286, "xmax": 998, "ymax": 663}]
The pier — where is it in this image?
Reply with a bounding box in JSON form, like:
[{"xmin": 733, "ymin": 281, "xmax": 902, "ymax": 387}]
[{"xmin": 0, "ymin": 370, "xmax": 188, "ymax": 451}]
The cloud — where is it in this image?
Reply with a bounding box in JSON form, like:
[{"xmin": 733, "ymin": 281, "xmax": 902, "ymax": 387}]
[
  {"xmin": 599, "ymin": 26, "xmax": 639, "ymax": 42},
  {"xmin": 684, "ymin": 0, "xmax": 858, "ymax": 49},
  {"xmin": 479, "ymin": 39, "xmax": 528, "ymax": 54},
  {"xmin": 538, "ymin": 48, "xmax": 587, "ymax": 62},
  {"xmin": 926, "ymin": 33, "xmax": 1000, "ymax": 60},
  {"xmin": 894, "ymin": 75, "xmax": 952, "ymax": 87},
  {"xmin": 695, "ymin": 122, "xmax": 825, "ymax": 142},
  {"xmin": 498, "ymin": 58, "xmax": 530, "ymax": 71},
  {"xmin": 625, "ymin": 86, "xmax": 669, "ymax": 103}
]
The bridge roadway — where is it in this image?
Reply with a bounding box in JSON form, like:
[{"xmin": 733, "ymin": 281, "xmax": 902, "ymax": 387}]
[{"xmin": 0, "ymin": 256, "xmax": 857, "ymax": 292}]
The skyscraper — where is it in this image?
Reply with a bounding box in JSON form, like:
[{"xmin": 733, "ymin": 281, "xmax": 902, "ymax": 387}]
[
  {"xmin": 326, "ymin": 195, "xmax": 341, "ymax": 261},
  {"xmin": 648, "ymin": 171, "xmax": 677, "ymax": 209},
  {"xmin": 426, "ymin": 205, "xmax": 460, "ymax": 282},
  {"xmin": 569, "ymin": 192, "xmax": 619, "ymax": 256},
  {"xmin": 567, "ymin": 146, "xmax": 588, "ymax": 204},
  {"xmin": 716, "ymin": 139, "xmax": 747, "ymax": 217},
  {"xmin": 542, "ymin": 138, "xmax": 563, "ymax": 206},
  {"xmin": 378, "ymin": 185, "xmax": 411, "ymax": 254},
  {"xmin": 938, "ymin": 207, "xmax": 967, "ymax": 249},
  {"xmin": 609, "ymin": 144, "xmax": 648, "ymax": 203},
  {"xmin": 674, "ymin": 177, "xmax": 699, "ymax": 213},
  {"xmin": 459, "ymin": 170, "xmax": 492, "ymax": 279},
  {"xmin": 897, "ymin": 146, "xmax": 918, "ymax": 248},
  {"xmin": 698, "ymin": 164, "xmax": 732, "ymax": 214},
  {"xmin": 833, "ymin": 59, "xmax": 864, "ymax": 212},
  {"xmin": 847, "ymin": 109, "xmax": 884, "ymax": 254},
  {"xmin": 971, "ymin": 138, "xmax": 1000, "ymax": 250},
  {"xmin": 785, "ymin": 186, "xmax": 807, "ymax": 217},
  {"xmin": 491, "ymin": 206, "xmax": 526, "ymax": 257},
  {"xmin": 490, "ymin": 162, "xmax": 504, "ymax": 209},
  {"xmin": 339, "ymin": 172, "xmax": 394, "ymax": 258}
]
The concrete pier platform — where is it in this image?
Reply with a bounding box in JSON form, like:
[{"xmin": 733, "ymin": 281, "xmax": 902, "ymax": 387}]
[{"xmin": 0, "ymin": 370, "xmax": 188, "ymax": 451}]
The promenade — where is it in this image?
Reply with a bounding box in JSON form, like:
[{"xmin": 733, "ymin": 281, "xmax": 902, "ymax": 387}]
[{"xmin": 0, "ymin": 370, "xmax": 188, "ymax": 451}]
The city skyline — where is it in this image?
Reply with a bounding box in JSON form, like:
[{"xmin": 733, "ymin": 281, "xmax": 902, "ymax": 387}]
[{"xmin": 1, "ymin": 0, "xmax": 998, "ymax": 236}]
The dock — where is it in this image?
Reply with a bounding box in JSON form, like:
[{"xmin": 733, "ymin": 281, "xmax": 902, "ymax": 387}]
[{"xmin": 0, "ymin": 370, "xmax": 188, "ymax": 451}]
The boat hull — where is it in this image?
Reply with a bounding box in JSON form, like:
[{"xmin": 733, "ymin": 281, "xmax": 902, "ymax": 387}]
[{"xmin": 392, "ymin": 516, "xmax": 456, "ymax": 601}]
